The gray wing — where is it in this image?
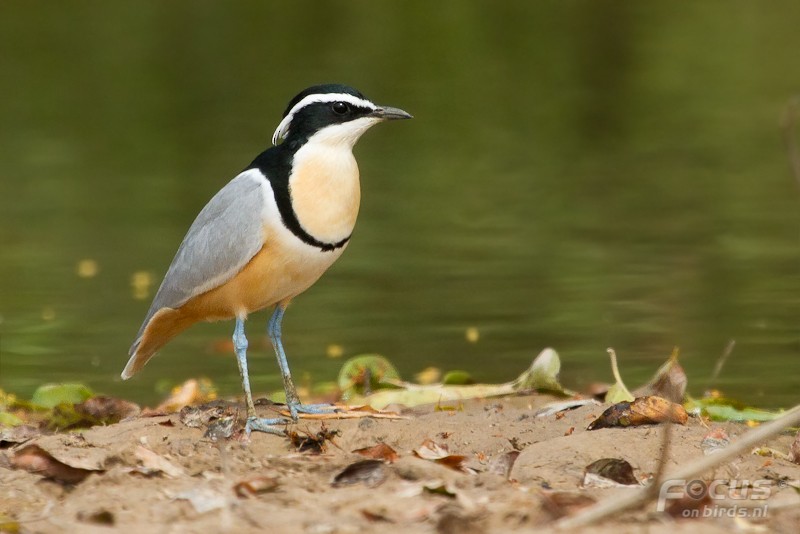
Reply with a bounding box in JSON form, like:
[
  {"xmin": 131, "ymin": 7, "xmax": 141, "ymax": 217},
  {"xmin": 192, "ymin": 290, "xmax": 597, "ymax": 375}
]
[{"xmin": 133, "ymin": 171, "xmax": 266, "ymax": 342}]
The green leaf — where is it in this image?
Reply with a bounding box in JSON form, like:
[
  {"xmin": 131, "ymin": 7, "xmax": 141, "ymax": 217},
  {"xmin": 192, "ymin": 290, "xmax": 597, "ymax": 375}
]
[
  {"xmin": 513, "ymin": 347, "xmax": 566, "ymax": 393},
  {"xmin": 338, "ymin": 355, "xmax": 401, "ymax": 399},
  {"xmin": 685, "ymin": 397, "xmax": 784, "ymax": 422},
  {"xmin": 442, "ymin": 370, "xmax": 474, "ymax": 385},
  {"xmin": 31, "ymin": 383, "xmax": 93, "ymax": 409},
  {"xmin": 0, "ymin": 411, "xmax": 23, "ymax": 427},
  {"xmin": 605, "ymin": 348, "xmax": 635, "ymax": 404}
]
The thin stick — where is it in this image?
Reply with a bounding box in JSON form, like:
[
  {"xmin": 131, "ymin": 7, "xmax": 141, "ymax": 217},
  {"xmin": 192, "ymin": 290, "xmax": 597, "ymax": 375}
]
[
  {"xmin": 554, "ymin": 404, "xmax": 800, "ymax": 530},
  {"xmin": 708, "ymin": 339, "xmax": 735, "ymax": 387}
]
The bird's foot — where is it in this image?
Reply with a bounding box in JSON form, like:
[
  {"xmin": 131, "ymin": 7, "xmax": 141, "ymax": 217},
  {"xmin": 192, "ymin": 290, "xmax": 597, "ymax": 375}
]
[
  {"xmin": 245, "ymin": 416, "xmax": 288, "ymax": 436},
  {"xmin": 245, "ymin": 403, "xmax": 341, "ymax": 435},
  {"xmin": 287, "ymin": 402, "xmax": 341, "ymax": 421}
]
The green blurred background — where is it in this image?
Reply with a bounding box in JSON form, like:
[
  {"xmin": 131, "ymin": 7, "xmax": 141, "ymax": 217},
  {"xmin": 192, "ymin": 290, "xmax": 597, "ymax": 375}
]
[{"xmin": 1, "ymin": 1, "xmax": 798, "ymax": 407}]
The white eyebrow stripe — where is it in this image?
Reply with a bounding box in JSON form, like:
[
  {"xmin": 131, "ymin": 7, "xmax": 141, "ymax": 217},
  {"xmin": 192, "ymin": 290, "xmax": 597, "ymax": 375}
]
[{"xmin": 272, "ymin": 93, "xmax": 377, "ymax": 145}]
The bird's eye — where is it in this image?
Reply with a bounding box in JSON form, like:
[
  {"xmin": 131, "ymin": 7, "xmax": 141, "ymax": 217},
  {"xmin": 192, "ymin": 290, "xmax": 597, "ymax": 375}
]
[{"xmin": 332, "ymin": 102, "xmax": 349, "ymax": 115}]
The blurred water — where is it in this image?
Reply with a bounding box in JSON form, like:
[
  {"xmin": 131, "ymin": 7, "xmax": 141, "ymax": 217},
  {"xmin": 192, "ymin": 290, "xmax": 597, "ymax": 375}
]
[{"xmin": 1, "ymin": 1, "xmax": 799, "ymax": 407}]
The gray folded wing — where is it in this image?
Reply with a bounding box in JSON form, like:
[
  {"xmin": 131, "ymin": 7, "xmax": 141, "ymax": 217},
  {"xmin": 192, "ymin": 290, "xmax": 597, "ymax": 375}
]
[{"xmin": 131, "ymin": 171, "xmax": 267, "ymax": 346}]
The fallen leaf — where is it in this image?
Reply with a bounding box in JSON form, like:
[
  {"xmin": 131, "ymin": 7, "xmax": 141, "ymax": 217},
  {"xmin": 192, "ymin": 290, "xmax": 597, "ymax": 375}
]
[
  {"xmin": 587, "ymin": 396, "xmax": 688, "ymax": 430},
  {"xmin": 0, "ymin": 425, "xmax": 41, "ymax": 448},
  {"xmin": 155, "ymin": 379, "xmax": 217, "ymax": 413},
  {"xmin": 338, "ymin": 354, "xmax": 401, "ymax": 399},
  {"xmin": 133, "ymin": 445, "xmax": 185, "ymax": 478},
  {"xmin": 633, "ymin": 347, "xmax": 687, "ymax": 403},
  {"xmin": 31, "ymin": 383, "xmax": 93, "ymax": 409},
  {"xmin": 10, "ymin": 444, "xmax": 98, "ymax": 483},
  {"xmin": 234, "ymin": 475, "xmax": 280, "ymax": 497},
  {"xmin": 331, "ymin": 459, "xmax": 387, "ymax": 488},
  {"xmin": 361, "ymin": 509, "xmax": 394, "ymax": 523},
  {"xmin": 582, "ymin": 458, "xmax": 640, "ymax": 487},
  {"xmin": 487, "ymin": 451, "xmax": 520, "ymax": 480},
  {"xmin": 413, "ymin": 439, "xmax": 476, "ymax": 474},
  {"xmin": 0, "ymin": 411, "xmax": 23, "ymax": 427},
  {"xmin": 352, "ymin": 442, "xmax": 399, "ymax": 463},
  {"xmin": 790, "ymin": 430, "xmax": 800, "ymax": 464},
  {"xmin": 414, "ymin": 439, "xmax": 451, "ymax": 461},
  {"xmin": 75, "ymin": 396, "xmax": 140, "ymax": 424},
  {"xmin": 170, "ymin": 487, "xmax": 227, "ymax": 513},
  {"xmin": 685, "ymin": 397, "xmax": 784, "ymax": 423},
  {"xmin": 442, "ymin": 370, "xmax": 474, "ymax": 385},
  {"xmin": 534, "ymin": 399, "xmax": 601, "ymax": 418},
  {"xmin": 701, "ymin": 428, "xmax": 730, "ymax": 455},
  {"xmin": 354, "ymin": 348, "xmax": 572, "ymax": 410},
  {"xmin": 422, "ymin": 480, "xmax": 457, "ymax": 498}
]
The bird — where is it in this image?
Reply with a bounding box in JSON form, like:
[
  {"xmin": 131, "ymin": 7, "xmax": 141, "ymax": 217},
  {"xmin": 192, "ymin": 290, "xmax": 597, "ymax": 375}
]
[{"xmin": 121, "ymin": 84, "xmax": 412, "ymax": 434}]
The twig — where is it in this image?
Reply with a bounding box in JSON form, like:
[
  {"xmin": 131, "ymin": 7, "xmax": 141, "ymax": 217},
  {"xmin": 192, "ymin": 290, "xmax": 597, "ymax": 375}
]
[
  {"xmin": 781, "ymin": 95, "xmax": 800, "ymax": 190},
  {"xmin": 646, "ymin": 422, "xmax": 672, "ymax": 503},
  {"xmin": 554, "ymin": 403, "xmax": 800, "ymax": 530},
  {"xmin": 708, "ymin": 339, "xmax": 735, "ymax": 388}
]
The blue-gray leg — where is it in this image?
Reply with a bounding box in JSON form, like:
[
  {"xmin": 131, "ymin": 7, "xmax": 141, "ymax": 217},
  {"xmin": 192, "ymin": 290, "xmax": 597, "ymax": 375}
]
[
  {"xmin": 233, "ymin": 317, "xmax": 285, "ymax": 436},
  {"xmin": 268, "ymin": 304, "xmax": 338, "ymax": 421}
]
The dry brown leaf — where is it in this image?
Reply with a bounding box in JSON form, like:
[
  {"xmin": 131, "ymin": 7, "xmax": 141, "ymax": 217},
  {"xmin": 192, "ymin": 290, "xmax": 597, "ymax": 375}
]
[
  {"xmin": 155, "ymin": 379, "xmax": 216, "ymax": 413},
  {"xmin": 10, "ymin": 444, "xmax": 98, "ymax": 484},
  {"xmin": 413, "ymin": 438, "xmax": 450, "ymax": 460},
  {"xmin": 487, "ymin": 451, "xmax": 520, "ymax": 480},
  {"xmin": 75, "ymin": 396, "xmax": 140, "ymax": 424},
  {"xmin": 0, "ymin": 425, "xmax": 41, "ymax": 447},
  {"xmin": 234, "ymin": 475, "xmax": 280, "ymax": 497},
  {"xmin": 790, "ymin": 429, "xmax": 800, "ymax": 464},
  {"xmin": 352, "ymin": 442, "xmax": 399, "ymax": 463},
  {"xmin": 587, "ymin": 396, "xmax": 688, "ymax": 430},
  {"xmin": 582, "ymin": 458, "xmax": 640, "ymax": 487},
  {"xmin": 133, "ymin": 445, "xmax": 185, "ymax": 478},
  {"xmin": 413, "ymin": 439, "xmax": 476, "ymax": 474},
  {"xmin": 331, "ymin": 459, "xmax": 387, "ymax": 488},
  {"xmin": 633, "ymin": 347, "xmax": 688, "ymax": 403},
  {"xmin": 361, "ymin": 509, "xmax": 394, "ymax": 523}
]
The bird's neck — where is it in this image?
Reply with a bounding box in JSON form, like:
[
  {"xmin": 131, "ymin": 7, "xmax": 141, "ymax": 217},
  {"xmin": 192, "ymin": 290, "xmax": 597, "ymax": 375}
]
[{"xmin": 287, "ymin": 139, "xmax": 361, "ymax": 245}]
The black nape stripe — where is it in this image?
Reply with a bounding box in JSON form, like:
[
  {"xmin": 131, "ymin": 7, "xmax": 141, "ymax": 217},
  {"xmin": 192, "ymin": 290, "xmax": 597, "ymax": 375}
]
[{"xmin": 247, "ymin": 144, "xmax": 350, "ymax": 252}]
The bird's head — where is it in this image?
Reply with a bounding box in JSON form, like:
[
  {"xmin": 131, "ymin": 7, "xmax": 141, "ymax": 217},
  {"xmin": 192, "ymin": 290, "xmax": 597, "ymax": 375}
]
[{"xmin": 271, "ymin": 84, "xmax": 412, "ymax": 148}]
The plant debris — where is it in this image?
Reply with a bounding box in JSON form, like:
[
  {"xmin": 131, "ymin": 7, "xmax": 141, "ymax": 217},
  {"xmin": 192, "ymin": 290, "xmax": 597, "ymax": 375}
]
[
  {"xmin": 9, "ymin": 444, "xmax": 100, "ymax": 484},
  {"xmin": 234, "ymin": 475, "xmax": 280, "ymax": 497},
  {"xmin": 331, "ymin": 459, "xmax": 388, "ymax": 488},
  {"xmin": 287, "ymin": 425, "xmax": 340, "ymax": 453},
  {"xmin": 352, "ymin": 442, "xmax": 399, "ymax": 463},
  {"xmin": 132, "ymin": 445, "xmax": 185, "ymax": 478},
  {"xmin": 413, "ymin": 439, "xmax": 476, "ymax": 474},
  {"xmin": 587, "ymin": 396, "xmax": 688, "ymax": 430},
  {"xmin": 582, "ymin": 458, "xmax": 640, "ymax": 487}
]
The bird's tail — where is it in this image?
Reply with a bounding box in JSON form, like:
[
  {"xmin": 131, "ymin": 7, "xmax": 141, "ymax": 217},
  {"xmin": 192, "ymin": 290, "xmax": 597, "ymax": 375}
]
[{"xmin": 121, "ymin": 307, "xmax": 192, "ymax": 379}]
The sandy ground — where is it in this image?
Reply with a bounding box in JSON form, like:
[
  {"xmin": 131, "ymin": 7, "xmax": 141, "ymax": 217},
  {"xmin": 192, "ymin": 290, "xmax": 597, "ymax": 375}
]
[{"xmin": 2, "ymin": 394, "xmax": 799, "ymax": 534}]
